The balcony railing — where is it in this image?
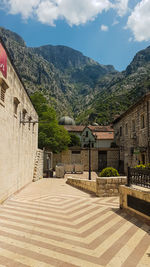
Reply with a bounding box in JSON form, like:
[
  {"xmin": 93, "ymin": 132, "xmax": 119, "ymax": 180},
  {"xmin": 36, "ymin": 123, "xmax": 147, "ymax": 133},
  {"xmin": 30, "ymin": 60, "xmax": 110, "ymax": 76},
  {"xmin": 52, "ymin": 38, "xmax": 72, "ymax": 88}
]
[{"xmin": 127, "ymin": 167, "xmax": 150, "ymax": 189}]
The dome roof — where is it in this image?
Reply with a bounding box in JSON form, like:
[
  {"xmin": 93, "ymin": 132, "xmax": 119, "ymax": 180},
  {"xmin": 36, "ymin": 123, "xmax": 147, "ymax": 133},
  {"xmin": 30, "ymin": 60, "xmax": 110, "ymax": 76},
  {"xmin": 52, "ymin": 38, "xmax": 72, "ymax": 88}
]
[
  {"xmin": 59, "ymin": 116, "xmax": 75, "ymax": 125},
  {"xmin": 92, "ymin": 122, "xmax": 99, "ymax": 126}
]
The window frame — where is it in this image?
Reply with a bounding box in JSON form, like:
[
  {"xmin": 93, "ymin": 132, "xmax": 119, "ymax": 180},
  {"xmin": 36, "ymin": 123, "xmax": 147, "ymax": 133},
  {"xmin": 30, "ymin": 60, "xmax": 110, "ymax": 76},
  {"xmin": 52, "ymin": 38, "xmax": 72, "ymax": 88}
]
[{"xmin": 141, "ymin": 114, "xmax": 145, "ymax": 129}]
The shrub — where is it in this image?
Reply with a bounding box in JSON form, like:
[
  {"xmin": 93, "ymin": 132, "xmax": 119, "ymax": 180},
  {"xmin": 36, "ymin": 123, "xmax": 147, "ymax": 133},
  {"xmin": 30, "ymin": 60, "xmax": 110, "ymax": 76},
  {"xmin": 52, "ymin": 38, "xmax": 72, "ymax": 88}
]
[
  {"xmin": 134, "ymin": 164, "xmax": 146, "ymax": 169},
  {"xmin": 145, "ymin": 163, "xmax": 150, "ymax": 169},
  {"xmin": 99, "ymin": 167, "xmax": 119, "ymax": 177}
]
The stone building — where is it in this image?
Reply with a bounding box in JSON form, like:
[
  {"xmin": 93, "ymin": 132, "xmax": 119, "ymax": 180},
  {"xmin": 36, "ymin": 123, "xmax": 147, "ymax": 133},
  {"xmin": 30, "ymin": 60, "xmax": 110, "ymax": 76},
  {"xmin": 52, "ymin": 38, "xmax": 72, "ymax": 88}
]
[
  {"xmin": 81, "ymin": 125, "xmax": 114, "ymax": 149},
  {"xmin": 54, "ymin": 122, "xmax": 119, "ymax": 171},
  {"xmin": 0, "ymin": 39, "xmax": 39, "ymax": 203},
  {"xmin": 63, "ymin": 125, "xmax": 84, "ymax": 140},
  {"xmin": 113, "ymin": 93, "xmax": 150, "ymax": 173}
]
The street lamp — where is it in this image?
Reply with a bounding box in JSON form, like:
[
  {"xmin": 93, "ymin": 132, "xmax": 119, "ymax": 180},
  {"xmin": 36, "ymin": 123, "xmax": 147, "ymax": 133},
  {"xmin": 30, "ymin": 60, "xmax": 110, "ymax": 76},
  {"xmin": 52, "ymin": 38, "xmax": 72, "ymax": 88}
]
[
  {"xmin": 88, "ymin": 140, "xmax": 92, "ymax": 180},
  {"xmin": 82, "ymin": 136, "xmax": 95, "ymax": 180}
]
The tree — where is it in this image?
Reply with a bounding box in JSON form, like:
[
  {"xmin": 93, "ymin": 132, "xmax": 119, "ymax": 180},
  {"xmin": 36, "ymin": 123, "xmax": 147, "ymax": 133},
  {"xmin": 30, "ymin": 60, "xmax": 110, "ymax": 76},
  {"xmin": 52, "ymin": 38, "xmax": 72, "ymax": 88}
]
[
  {"xmin": 69, "ymin": 133, "xmax": 81, "ymax": 147},
  {"xmin": 31, "ymin": 92, "xmax": 70, "ymax": 153}
]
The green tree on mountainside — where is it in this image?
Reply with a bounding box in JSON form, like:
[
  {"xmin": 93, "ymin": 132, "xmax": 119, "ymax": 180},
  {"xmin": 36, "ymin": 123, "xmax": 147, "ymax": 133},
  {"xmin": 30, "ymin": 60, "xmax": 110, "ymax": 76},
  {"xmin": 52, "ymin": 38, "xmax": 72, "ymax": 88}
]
[
  {"xmin": 68, "ymin": 133, "xmax": 81, "ymax": 147},
  {"xmin": 30, "ymin": 92, "xmax": 70, "ymax": 153}
]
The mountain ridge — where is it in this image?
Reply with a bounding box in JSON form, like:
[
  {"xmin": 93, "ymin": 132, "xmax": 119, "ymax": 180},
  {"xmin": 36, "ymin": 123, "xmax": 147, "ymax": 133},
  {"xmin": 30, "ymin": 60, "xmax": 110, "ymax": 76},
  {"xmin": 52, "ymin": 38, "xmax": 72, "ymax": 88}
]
[{"xmin": 0, "ymin": 26, "xmax": 150, "ymax": 124}]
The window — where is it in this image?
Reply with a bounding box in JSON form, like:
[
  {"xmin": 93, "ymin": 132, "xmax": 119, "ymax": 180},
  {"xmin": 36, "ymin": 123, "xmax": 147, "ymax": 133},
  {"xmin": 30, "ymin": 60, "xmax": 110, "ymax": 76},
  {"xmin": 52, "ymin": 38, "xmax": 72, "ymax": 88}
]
[
  {"xmin": 14, "ymin": 97, "xmax": 20, "ymax": 115},
  {"xmin": 86, "ymin": 131, "xmax": 88, "ymax": 137},
  {"xmin": 72, "ymin": 151, "xmax": 80, "ymax": 154},
  {"xmin": 141, "ymin": 154, "xmax": 146, "ymax": 164},
  {"xmin": 28, "ymin": 116, "xmax": 32, "ymax": 130},
  {"xmin": 132, "ymin": 120, "xmax": 135, "ymax": 132},
  {"xmin": 141, "ymin": 114, "xmax": 145, "ymax": 129},
  {"xmin": 0, "ymin": 86, "xmax": 6, "ymax": 102},
  {"xmin": 0, "ymin": 78, "xmax": 9, "ymax": 105},
  {"xmin": 32, "ymin": 122, "xmax": 36, "ymax": 133},
  {"xmin": 125, "ymin": 123, "xmax": 128, "ymax": 135},
  {"xmin": 22, "ymin": 109, "xmax": 27, "ymax": 125},
  {"xmin": 120, "ymin": 126, "xmax": 122, "ymax": 136}
]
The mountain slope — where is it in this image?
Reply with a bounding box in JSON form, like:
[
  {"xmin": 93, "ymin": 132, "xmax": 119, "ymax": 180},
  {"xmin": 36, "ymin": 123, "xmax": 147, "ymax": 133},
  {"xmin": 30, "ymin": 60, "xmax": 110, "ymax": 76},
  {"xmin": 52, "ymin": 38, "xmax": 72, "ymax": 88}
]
[
  {"xmin": 0, "ymin": 27, "xmax": 117, "ymax": 118},
  {"xmin": 77, "ymin": 46, "xmax": 150, "ymax": 124},
  {"xmin": 1, "ymin": 27, "xmax": 150, "ymax": 125}
]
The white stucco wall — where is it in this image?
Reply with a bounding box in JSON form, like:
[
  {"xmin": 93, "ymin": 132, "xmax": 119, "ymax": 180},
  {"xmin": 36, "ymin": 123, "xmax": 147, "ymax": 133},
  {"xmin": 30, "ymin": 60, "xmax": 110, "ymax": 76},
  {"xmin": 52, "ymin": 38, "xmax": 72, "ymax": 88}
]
[
  {"xmin": 0, "ymin": 53, "xmax": 38, "ymax": 203},
  {"xmin": 95, "ymin": 139, "xmax": 112, "ymax": 148},
  {"xmin": 81, "ymin": 127, "xmax": 95, "ymax": 147}
]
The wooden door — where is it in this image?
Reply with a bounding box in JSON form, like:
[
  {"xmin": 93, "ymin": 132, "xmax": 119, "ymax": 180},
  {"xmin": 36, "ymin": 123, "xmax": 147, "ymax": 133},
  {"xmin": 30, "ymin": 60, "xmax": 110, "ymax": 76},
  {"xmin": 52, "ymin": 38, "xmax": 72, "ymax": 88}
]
[{"xmin": 98, "ymin": 151, "xmax": 107, "ymax": 171}]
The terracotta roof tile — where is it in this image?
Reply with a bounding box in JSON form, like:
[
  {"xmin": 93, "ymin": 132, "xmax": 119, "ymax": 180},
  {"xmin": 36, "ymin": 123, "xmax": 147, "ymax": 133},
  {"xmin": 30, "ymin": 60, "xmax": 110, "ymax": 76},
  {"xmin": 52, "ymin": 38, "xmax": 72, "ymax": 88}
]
[
  {"xmin": 63, "ymin": 125, "xmax": 85, "ymax": 132},
  {"xmin": 93, "ymin": 131, "xmax": 114, "ymax": 140},
  {"xmin": 88, "ymin": 125, "xmax": 114, "ymax": 132}
]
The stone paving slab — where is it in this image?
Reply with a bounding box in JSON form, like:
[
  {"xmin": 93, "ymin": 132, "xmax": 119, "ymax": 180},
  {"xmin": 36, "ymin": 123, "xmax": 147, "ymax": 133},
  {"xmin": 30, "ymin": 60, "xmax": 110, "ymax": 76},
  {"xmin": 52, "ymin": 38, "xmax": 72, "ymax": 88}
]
[{"xmin": 0, "ymin": 178, "xmax": 149, "ymax": 267}]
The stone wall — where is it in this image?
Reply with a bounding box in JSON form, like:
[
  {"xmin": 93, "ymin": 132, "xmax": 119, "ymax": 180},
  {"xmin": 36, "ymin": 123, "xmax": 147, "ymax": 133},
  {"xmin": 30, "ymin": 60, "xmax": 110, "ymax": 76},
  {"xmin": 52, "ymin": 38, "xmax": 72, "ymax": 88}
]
[
  {"xmin": 53, "ymin": 148, "xmax": 119, "ymax": 172},
  {"xmin": 113, "ymin": 96, "xmax": 150, "ymax": 173},
  {"xmin": 33, "ymin": 149, "xmax": 44, "ymax": 182},
  {"xmin": 67, "ymin": 176, "xmax": 127, "ymax": 197},
  {"xmin": 119, "ymin": 185, "xmax": 150, "ymax": 225},
  {"xmin": 107, "ymin": 150, "xmax": 120, "ymax": 170},
  {"xmin": 53, "ymin": 149, "xmax": 99, "ymax": 171},
  {"xmin": 0, "ymin": 43, "xmax": 38, "ymax": 203},
  {"xmin": 96, "ymin": 177, "xmax": 127, "ymax": 197},
  {"xmin": 66, "ymin": 178, "xmax": 96, "ymax": 193}
]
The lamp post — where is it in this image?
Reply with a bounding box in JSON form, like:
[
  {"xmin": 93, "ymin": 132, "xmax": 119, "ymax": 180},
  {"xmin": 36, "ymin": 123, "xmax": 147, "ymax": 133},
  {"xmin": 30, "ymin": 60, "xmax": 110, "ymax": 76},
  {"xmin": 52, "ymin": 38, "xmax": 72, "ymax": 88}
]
[
  {"xmin": 82, "ymin": 136, "xmax": 95, "ymax": 180},
  {"xmin": 88, "ymin": 140, "xmax": 91, "ymax": 180}
]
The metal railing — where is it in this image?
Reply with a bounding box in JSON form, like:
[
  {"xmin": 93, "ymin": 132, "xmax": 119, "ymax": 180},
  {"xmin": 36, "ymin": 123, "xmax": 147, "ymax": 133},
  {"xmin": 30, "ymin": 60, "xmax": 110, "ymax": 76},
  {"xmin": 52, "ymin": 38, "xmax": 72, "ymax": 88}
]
[{"xmin": 127, "ymin": 167, "xmax": 150, "ymax": 188}]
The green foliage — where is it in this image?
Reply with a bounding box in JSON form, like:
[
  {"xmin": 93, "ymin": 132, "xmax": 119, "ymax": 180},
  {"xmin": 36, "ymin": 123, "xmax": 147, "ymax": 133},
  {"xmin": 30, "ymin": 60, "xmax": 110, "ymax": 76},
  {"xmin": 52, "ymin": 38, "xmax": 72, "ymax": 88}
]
[
  {"xmin": 145, "ymin": 163, "xmax": 150, "ymax": 169},
  {"xmin": 99, "ymin": 167, "xmax": 119, "ymax": 177},
  {"xmin": 134, "ymin": 163, "xmax": 150, "ymax": 169},
  {"xmin": 3, "ymin": 26, "xmax": 150, "ymax": 126},
  {"xmin": 69, "ymin": 133, "xmax": 81, "ymax": 147},
  {"xmin": 134, "ymin": 164, "xmax": 146, "ymax": 169},
  {"xmin": 30, "ymin": 92, "xmax": 48, "ymax": 117},
  {"xmin": 31, "ymin": 92, "xmax": 70, "ymax": 153}
]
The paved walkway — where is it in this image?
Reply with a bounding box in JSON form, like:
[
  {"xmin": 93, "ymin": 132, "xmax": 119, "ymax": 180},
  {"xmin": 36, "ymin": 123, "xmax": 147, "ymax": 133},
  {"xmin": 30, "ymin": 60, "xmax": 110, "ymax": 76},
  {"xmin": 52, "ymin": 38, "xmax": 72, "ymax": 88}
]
[{"xmin": 0, "ymin": 178, "xmax": 149, "ymax": 267}]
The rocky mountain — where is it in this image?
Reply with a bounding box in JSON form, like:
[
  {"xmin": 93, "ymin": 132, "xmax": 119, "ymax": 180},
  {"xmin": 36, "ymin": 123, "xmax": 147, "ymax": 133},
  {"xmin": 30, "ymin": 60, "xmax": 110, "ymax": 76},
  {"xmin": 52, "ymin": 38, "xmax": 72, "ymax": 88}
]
[
  {"xmin": 0, "ymin": 27, "xmax": 117, "ymax": 118},
  {"xmin": 1, "ymin": 27, "xmax": 150, "ymax": 125},
  {"xmin": 77, "ymin": 46, "xmax": 150, "ymax": 124}
]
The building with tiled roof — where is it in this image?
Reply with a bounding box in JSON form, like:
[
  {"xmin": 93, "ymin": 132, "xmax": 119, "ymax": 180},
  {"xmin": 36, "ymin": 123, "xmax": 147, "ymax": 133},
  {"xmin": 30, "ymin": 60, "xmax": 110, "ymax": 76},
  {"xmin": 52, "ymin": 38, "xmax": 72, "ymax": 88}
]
[{"xmin": 54, "ymin": 123, "xmax": 119, "ymax": 171}]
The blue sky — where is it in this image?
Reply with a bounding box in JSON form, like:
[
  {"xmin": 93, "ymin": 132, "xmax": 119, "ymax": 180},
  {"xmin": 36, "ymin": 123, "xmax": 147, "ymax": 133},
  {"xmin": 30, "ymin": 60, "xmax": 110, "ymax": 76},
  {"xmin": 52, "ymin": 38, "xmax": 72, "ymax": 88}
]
[{"xmin": 0, "ymin": 0, "xmax": 150, "ymax": 71}]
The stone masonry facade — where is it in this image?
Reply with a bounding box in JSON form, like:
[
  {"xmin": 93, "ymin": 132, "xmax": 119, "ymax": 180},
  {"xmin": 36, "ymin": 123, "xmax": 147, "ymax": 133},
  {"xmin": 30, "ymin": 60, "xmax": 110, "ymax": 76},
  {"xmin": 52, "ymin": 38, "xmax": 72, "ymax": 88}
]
[
  {"xmin": 0, "ymin": 40, "xmax": 38, "ymax": 203},
  {"xmin": 113, "ymin": 93, "xmax": 150, "ymax": 174},
  {"xmin": 120, "ymin": 185, "xmax": 150, "ymax": 225},
  {"xmin": 66, "ymin": 176, "xmax": 127, "ymax": 197},
  {"xmin": 53, "ymin": 148, "xmax": 119, "ymax": 172},
  {"xmin": 33, "ymin": 149, "xmax": 44, "ymax": 182},
  {"xmin": 96, "ymin": 177, "xmax": 127, "ymax": 197}
]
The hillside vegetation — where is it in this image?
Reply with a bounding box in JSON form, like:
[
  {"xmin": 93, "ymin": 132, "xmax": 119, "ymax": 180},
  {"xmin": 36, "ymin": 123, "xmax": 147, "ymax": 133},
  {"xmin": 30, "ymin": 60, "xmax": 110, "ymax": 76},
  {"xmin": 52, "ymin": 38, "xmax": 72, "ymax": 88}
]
[{"xmin": 1, "ymin": 27, "xmax": 150, "ymax": 124}]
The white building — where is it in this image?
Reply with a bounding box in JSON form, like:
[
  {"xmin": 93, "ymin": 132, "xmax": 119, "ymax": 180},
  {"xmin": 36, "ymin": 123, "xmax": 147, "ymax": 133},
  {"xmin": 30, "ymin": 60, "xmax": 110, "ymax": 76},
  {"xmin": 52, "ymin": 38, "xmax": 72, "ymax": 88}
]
[{"xmin": 0, "ymin": 39, "xmax": 38, "ymax": 203}]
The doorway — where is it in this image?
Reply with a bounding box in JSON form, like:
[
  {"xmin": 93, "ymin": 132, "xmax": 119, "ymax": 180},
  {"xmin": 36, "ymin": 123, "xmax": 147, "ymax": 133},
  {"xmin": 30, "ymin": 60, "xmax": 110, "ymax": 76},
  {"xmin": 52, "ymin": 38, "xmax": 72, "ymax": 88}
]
[{"xmin": 98, "ymin": 151, "xmax": 107, "ymax": 171}]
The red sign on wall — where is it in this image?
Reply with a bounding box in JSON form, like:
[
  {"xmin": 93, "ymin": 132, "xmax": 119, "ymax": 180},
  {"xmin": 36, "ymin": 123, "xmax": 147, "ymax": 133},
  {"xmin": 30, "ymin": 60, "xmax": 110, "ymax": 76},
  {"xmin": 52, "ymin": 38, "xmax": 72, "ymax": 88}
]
[{"xmin": 0, "ymin": 43, "xmax": 7, "ymax": 78}]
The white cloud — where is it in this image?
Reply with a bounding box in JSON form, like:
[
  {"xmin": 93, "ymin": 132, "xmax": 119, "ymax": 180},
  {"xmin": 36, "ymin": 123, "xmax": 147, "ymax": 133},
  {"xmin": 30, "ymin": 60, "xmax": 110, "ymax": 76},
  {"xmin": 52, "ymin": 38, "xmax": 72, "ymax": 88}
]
[
  {"xmin": 128, "ymin": 37, "xmax": 133, "ymax": 42},
  {"xmin": 100, "ymin": 24, "xmax": 109, "ymax": 31},
  {"xmin": 1, "ymin": 0, "xmax": 40, "ymax": 19},
  {"xmin": 58, "ymin": 0, "xmax": 112, "ymax": 26},
  {"xmin": 36, "ymin": 1, "xmax": 59, "ymax": 26},
  {"xmin": 0, "ymin": 0, "xmax": 130, "ymax": 27},
  {"xmin": 127, "ymin": 0, "xmax": 150, "ymax": 42},
  {"xmin": 114, "ymin": 0, "xmax": 129, "ymax": 17},
  {"xmin": 112, "ymin": 19, "xmax": 119, "ymax": 26}
]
